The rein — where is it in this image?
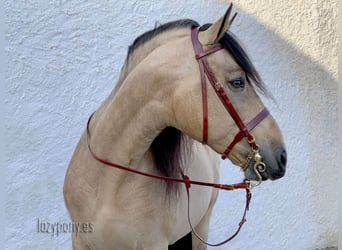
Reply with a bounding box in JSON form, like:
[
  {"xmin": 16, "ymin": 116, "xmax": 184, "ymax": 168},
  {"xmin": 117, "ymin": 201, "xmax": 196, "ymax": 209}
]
[
  {"xmin": 85, "ymin": 26, "xmax": 271, "ymax": 247},
  {"xmin": 86, "ymin": 113, "xmax": 250, "ymax": 193}
]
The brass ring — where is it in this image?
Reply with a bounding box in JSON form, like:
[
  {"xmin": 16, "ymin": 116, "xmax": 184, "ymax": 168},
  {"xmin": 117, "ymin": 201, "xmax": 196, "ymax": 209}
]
[
  {"xmin": 247, "ymin": 136, "xmax": 255, "ymax": 144},
  {"xmin": 252, "ymin": 144, "xmax": 260, "ymax": 153}
]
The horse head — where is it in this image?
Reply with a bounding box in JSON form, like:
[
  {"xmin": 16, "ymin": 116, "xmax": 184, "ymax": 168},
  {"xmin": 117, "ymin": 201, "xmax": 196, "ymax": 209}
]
[{"xmin": 169, "ymin": 5, "xmax": 286, "ymax": 182}]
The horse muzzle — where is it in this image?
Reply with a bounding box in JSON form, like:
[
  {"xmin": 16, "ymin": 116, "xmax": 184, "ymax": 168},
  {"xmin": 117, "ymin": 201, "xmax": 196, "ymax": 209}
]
[{"xmin": 244, "ymin": 146, "xmax": 287, "ymax": 181}]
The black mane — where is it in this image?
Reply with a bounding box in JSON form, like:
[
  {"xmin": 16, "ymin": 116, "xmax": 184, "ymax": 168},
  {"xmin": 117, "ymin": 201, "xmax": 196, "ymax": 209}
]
[
  {"xmin": 151, "ymin": 127, "xmax": 189, "ymax": 194},
  {"xmin": 127, "ymin": 19, "xmax": 199, "ymax": 59},
  {"xmin": 220, "ymin": 32, "xmax": 269, "ymax": 96}
]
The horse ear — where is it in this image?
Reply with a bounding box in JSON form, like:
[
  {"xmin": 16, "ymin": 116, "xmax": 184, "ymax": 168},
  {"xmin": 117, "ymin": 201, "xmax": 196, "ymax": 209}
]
[{"xmin": 200, "ymin": 3, "xmax": 237, "ymax": 45}]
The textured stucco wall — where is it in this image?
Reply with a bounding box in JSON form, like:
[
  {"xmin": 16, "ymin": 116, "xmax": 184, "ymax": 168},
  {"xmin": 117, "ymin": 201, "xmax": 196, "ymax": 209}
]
[{"xmin": 5, "ymin": 0, "xmax": 337, "ymax": 249}]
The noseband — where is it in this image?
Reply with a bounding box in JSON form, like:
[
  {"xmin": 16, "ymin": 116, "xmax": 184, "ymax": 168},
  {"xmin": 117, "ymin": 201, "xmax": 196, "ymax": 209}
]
[{"xmin": 191, "ymin": 27, "xmax": 269, "ymax": 179}]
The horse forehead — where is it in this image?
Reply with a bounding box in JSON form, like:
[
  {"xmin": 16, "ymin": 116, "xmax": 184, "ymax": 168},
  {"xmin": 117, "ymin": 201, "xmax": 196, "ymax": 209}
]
[{"xmin": 209, "ymin": 49, "xmax": 242, "ymax": 73}]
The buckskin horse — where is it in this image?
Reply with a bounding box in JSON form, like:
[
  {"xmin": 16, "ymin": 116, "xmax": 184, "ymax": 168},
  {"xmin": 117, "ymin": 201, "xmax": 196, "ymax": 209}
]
[{"xmin": 64, "ymin": 4, "xmax": 287, "ymax": 249}]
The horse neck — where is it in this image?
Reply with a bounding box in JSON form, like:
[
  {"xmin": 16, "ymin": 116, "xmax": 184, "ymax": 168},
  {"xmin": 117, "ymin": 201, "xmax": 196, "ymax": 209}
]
[{"xmin": 90, "ymin": 69, "xmax": 173, "ymax": 169}]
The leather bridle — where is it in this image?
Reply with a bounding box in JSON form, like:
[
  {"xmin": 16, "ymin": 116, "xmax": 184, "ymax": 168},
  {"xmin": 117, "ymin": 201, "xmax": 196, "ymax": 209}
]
[
  {"xmin": 191, "ymin": 27, "xmax": 269, "ymax": 161},
  {"xmin": 191, "ymin": 27, "xmax": 271, "ymax": 187},
  {"xmin": 85, "ymin": 27, "xmax": 271, "ymax": 247}
]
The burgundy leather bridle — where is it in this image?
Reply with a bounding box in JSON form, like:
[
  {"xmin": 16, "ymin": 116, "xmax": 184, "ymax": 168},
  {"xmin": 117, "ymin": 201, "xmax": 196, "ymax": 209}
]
[
  {"xmin": 191, "ymin": 27, "xmax": 269, "ymax": 161},
  {"xmin": 86, "ymin": 27, "xmax": 271, "ymax": 246}
]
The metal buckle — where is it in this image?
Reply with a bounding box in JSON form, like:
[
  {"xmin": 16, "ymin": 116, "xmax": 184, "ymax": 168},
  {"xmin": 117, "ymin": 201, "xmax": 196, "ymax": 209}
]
[{"xmin": 214, "ymin": 82, "xmax": 223, "ymax": 91}]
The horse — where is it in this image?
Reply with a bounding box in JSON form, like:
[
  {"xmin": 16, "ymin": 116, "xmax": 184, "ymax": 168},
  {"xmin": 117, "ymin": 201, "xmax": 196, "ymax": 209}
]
[{"xmin": 64, "ymin": 4, "xmax": 287, "ymax": 250}]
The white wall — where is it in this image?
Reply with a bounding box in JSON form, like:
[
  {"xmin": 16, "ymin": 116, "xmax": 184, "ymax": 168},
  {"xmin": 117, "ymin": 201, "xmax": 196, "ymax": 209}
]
[{"xmin": 5, "ymin": 0, "xmax": 337, "ymax": 249}]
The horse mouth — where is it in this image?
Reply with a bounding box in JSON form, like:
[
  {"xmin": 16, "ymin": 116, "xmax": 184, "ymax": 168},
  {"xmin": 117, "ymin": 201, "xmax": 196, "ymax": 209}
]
[{"xmin": 242, "ymin": 147, "xmax": 286, "ymax": 182}]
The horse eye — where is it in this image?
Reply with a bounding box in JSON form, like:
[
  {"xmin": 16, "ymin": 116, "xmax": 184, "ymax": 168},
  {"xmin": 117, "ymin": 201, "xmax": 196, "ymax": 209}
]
[{"xmin": 229, "ymin": 77, "xmax": 245, "ymax": 89}]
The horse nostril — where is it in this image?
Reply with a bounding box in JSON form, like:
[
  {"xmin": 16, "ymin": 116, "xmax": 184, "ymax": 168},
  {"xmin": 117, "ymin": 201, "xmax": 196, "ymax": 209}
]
[
  {"xmin": 279, "ymin": 149, "xmax": 287, "ymax": 168},
  {"xmin": 270, "ymin": 149, "xmax": 287, "ymax": 179}
]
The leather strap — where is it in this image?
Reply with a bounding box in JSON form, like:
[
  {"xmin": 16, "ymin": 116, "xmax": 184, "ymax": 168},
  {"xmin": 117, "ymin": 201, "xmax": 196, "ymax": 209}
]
[
  {"xmin": 199, "ymin": 59, "xmax": 208, "ymax": 143},
  {"xmin": 191, "ymin": 30, "xmax": 222, "ymax": 144},
  {"xmin": 182, "ymin": 171, "xmax": 251, "ymax": 247}
]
